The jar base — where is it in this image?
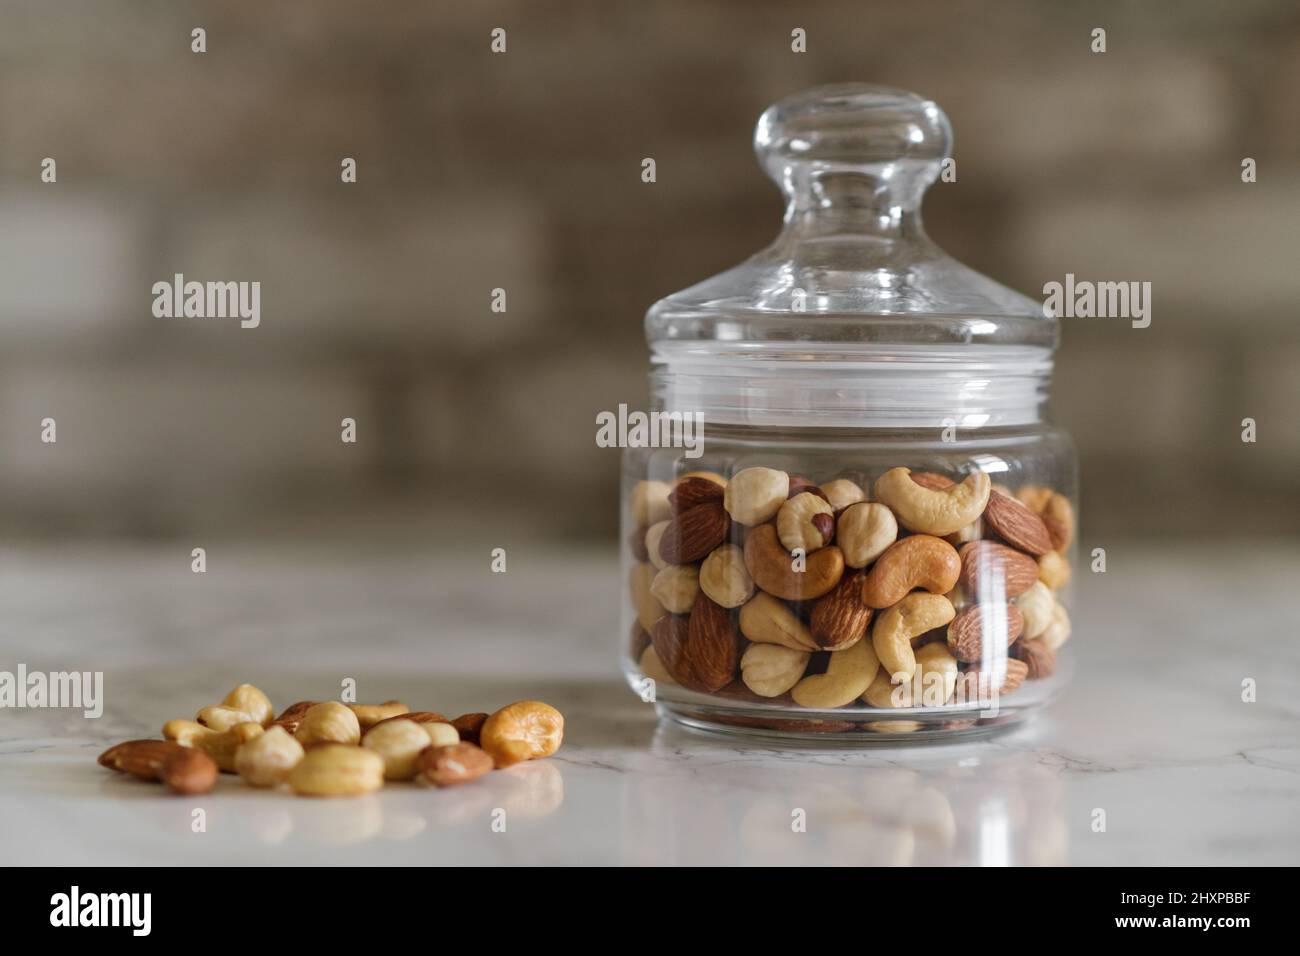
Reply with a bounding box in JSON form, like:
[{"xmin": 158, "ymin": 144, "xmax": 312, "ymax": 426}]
[{"xmin": 655, "ymin": 699, "xmax": 1039, "ymax": 744}]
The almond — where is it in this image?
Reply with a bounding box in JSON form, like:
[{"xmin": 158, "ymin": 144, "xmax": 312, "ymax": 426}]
[
  {"xmin": 955, "ymin": 658, "xmax": 1029, "ymax": 701},
  {"xmin": 450, "ymin": 712, "xmax": 490, "ymax": 744},
  {"xmin": 629, "ymin": 623, "xmax": 652, "ymax": 660},
  {"xmin": 983, "ymin": 490, "xmax": 1053, "ymax": 556},
  {"xmin": 1041, "ymin": 512, "xmax": 1071, "ymax": 552},
  {"xmin": 909, "ymin": 471, "xmax": 955, "ymax": 490},
  {"xmin": 651, "ymin": 614, "xmax": 699, "ymax": 687},
  {"xmin": 703, "ymin": 712, "xmax": 855, "ymax": 734},
  {"xmin": 669, "ymin": 475, "xmax": 725, "ymax": 511},
  {"xmin": 1000, "ymin": 657, "xmax": 1030, "ymax": 692},
  {"xmin": 1010, "ymin": 639, "xmax": 1057, "ymax": 679},
  {"xmin": 684, "ymin": 595, "xmax": 740, "ymax": 691},
  {"xmin": 946, "ymin": 603, "xmax": 1024, "ymax": 662},
  {"xmin": 658, "ymin": 501, "xmax": 730, "ymax": 564},
  {"xmin": 161, "ymin": 747, "xmax": 219, "ymax": 794},
  {"xmin": 418, "ymin": 741, "xmax": 494, "ymax": 786},
  {"xmin": 957, "ymin": 540, "xmax": 1039, "ymax": 599},
  {"xmin": 628, "ymin": 527, "xmax": 650, "ymax": 561},
  {"xmin": 808, "ymin": 569, "xmax": 873, "ymax": 650},
  {"xmin": 375, "ymin": 710, "xmax": 449, "ymax": 727},
  {"xmin": 271, "ymin": 700, "xmax": 319, "ymax": 735},
  {"xmin": 98, "ymin": 739, "xmax": 187, "ymax": 780}
]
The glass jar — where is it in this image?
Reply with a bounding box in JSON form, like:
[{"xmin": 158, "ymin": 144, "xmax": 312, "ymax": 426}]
[{"xmin": 621, "ymin": 84, "xmax": 1076, "ymax": 741}]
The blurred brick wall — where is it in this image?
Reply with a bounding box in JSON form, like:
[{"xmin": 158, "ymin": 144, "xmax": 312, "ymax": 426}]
[{"xmin": 1, "ymin": 0, "xmax": 1297, "ymax": 541}]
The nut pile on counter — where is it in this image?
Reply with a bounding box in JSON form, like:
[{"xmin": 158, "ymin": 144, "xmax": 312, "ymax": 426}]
[
  {"xmin": 98, "ymin": 688, "xmax": 564, "ymax": 796},
  {"xmin": 628, "ymin": 467, "xmax": 1073, "ymax": 714}
]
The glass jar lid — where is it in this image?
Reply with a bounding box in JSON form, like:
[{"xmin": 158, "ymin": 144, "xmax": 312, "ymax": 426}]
[{"xmin": 646, "ymin": 84, "xmax": 1056, "ymax": 429}]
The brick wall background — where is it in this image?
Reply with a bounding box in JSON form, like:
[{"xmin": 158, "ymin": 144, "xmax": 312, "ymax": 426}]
[{"xmin": 1, "ymin": 0, "xmax": 1297, "ymax": 543}]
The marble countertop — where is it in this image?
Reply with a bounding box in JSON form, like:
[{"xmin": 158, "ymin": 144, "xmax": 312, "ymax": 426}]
[{"xmin": 1, "ymin": 540, "xmax": 1297, "ymax": 866}]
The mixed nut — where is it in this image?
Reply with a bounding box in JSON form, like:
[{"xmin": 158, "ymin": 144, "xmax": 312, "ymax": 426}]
[
  {"xmin": 98, "ymin": 683, "xmax": 564, "ymax": 796},
  {"xmin": 628, "ymin": 466, "xmax": 1073, "ymax": 720}
]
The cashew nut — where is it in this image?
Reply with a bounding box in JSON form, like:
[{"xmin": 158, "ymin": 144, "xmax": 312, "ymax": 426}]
[
  {"xmin": 162, "ymin": 719, "xmax": 214, "ymax": 748},
  {"xmin": 164, "ymin": 719, "xmax": 264, "ymax": 772},
  {"xmin": 874, "ymin": 467, "xmax": 991, "ymax": 536},
  {"xmin": 738, "ymin": 591, "xmax": 818, "ymax": 651},
  {"xmin": 740, "ymin": 643, "xmax": 810, "ymax": 697},
  {"xmin": 791, "ymin": 634, "xmax": 879, "ymax": 708},
  {"xmin": 836, "ymin": 502, "xmax": 898, "ymax": 568},
  {"xmin": 862, "ymin": 643, "xmax": 958, "ymax": 708},
  {"xmin": 743, "ymin": 523, "xmax": 845, "ymax": 601},
  {"xmin": 860, "ymin": 534, "xmax": 961, "ymax": 608},
  {"xmin": 222, "ymin": 684, "xmax": 274, "ymax": 727},
  {"xmin": 348, "ymin": 700, "xmax": 410, "ymax": 730},
  {"xmin": 871, "ymin": 592, "xmax": 956, "ymax": 681},
  {"xmin": 196, "ymin": 705, "xmax": 257, "ymax": 731}
]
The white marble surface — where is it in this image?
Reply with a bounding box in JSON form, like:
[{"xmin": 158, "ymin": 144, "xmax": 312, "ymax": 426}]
[{"xmin": 1, "ymin": 540, "xmax": 1298, "ymax": 866}]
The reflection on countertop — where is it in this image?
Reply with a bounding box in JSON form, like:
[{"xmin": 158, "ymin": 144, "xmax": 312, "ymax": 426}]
[{"xmin": 619, "ymin": 723, "xmax": 1068, "ymax": 866}]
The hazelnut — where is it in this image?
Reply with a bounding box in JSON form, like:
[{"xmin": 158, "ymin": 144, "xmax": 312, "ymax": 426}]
[
  {"xmin": 836, "ymin": 502, "xmax": 898, "ymax": 568},
  {"xmin": 723, "ymin": 467, "xmax": 789, "ymax": 526},
  {"xmin": 776, "ymin": 492, "xmax": 835, "ymax": 553},
  {"xmin": 698, "ymin": 543, "xmax": 754, "ymax": 608},
  {"xmin": 293, "ymin": 701, "xmax": 361, "ymax": 747},
  {"xmin": 631, "ymin": 480, "xmax": 672, "ymax": 526},
  {"xmin": 361, "ymin": 718, "xmax": 431, "ymax": 780},
  {"xmin": 644, "ymin": 520, "xmax": 671, "ymax": 570},
  {"xmin": 820, "ymin": 478, "xmax": 865, "ymax": 513},
  {"xmin": 649, "ymin": 564, "xmax": 700, "ymax": 614}
]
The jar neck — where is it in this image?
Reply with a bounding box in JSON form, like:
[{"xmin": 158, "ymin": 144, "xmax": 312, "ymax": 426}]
[
  {"xmin": 779, "ymin": 168, "xmax": 930, "ymax": 242},
  {"xmin": 650, "ymin": 342, "xmax": 1052, "ymax": 430}
]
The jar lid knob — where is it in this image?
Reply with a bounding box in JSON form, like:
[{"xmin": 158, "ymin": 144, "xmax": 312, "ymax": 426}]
[{"xmin": 754, "ymin": 84, "xmax": 952, "ymax": 219}]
